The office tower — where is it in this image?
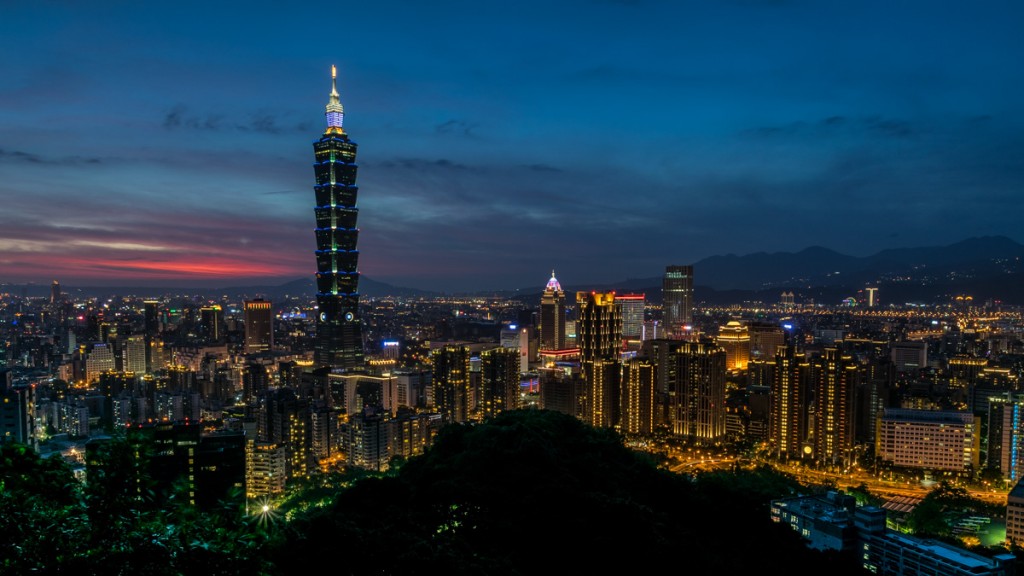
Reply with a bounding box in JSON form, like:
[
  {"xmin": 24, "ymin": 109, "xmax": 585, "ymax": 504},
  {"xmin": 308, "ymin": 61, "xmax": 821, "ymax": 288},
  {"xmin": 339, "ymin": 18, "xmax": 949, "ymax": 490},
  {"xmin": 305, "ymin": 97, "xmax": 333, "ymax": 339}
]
[
  {"xmin": 144, "ymin": 300, "xmax": 161, "ymax": 335},
  {"xmin": 539, "ymin": 271, "xmax": 567, "ymax": 351},
  {"xmin": 85, "ymin": 343, "xmax": 116, "ymax": 383},
  {"xmin": 875, "ymin": 409, "xmax": 980, "ymax": 473},
  {"xmin": 199, "ymin": 305, "xmax": 224, "ymax": 343},
  {"xmin": 122, "ymin": 335, "xmax": 147, "ymax": 375},
  {"xmin": 620, "ymin": 358, "xmax": 655, "ymax": 435},
  {"xmin": 50, "ymin": 280, "xmax": 61, "ymax": 305},
  {"xmin": 313, "ymin": 65, "xmax": 365, "ymax": 370},
  {"xmin": 662, "ymin": 265, "xmax": 693, "ymax": 338},
  {"xmin": 480, "ymin": 347, "xmax": 520, "ymax": 419},
  {"xmin": 890, "ymin": 341, "xmax": 927, "ymax": 372},
  {"xmin": 749, "ymin": 321, "xmax": 786, "ymax": 361},
  {"xmin": 811, "ymin": 348, "xmax": 858, "ymax": 468},
  {"xmin": 641, "ymin": 338, "xmax": 684, "ymax": 431},
  {"xmin": 576, "ymin": 291, "xmax": 622, "ymax": 428},
  {"xmin": 770, "ymin": 345, "xmax": 812, "ymax": 460},
  {"xmin": 616, "ymin": 293, "xmax": 645, "ymax": 348},
  {"xmin": 244, "ymin": 298, "xmax": 274, "ymax": 354},
  {"xmin": 576, "ymin": 292, "xmax": 621, "ymax": 364},
  {"xmin": 988, "ymin": 397, "xmax": 1024, "ymax": 483},
  {"xmin": 716, "ymin": 320, "xmax": 750, "ymax": 371},
  {"xmin": 672, "ymin": 341, "xmax": 727, "ymax": 440},
  {"xmin": 431, "ymin": 345, "xmax": 471, "ymax": 425}
]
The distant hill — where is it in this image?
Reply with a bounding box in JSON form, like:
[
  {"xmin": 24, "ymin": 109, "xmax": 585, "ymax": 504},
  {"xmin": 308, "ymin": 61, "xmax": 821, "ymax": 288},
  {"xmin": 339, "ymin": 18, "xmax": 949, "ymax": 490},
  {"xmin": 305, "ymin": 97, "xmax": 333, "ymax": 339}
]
[
  {"xmin": 6, "ymin": 236, "xmax": 1022, "ymax": 305},
  {"xmin": 1, "ymin": 275, "xmax": 438, "ymax": 300},
  {"xmin": 509, "ymin": 236, "xmax": 1024, "ymax": 306}
]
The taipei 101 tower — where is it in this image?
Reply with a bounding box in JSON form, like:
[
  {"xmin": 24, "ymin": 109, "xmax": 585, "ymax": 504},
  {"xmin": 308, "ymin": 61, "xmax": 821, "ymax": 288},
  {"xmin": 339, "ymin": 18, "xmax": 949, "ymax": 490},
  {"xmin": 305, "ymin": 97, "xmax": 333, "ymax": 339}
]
[{"xmin": 312, "ymin": 65, "xmax": 365, "ymax": 370}]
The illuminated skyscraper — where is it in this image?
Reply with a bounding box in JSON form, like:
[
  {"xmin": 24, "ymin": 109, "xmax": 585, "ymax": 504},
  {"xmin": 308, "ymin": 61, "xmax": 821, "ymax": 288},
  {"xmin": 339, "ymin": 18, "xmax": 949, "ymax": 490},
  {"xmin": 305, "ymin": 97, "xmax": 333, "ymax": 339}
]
[
  {"xmin": 243, "ymin": 299, "xmax": 274, "ymax": 355},
  {"xmin": 716, "ymin": 320, "xmax": 750, "ymax": 371},
  {"xmin": 199, "ymin": 305, "xmax": 224, "ymax": 344},
  {"xmin": 577, "ymin": 291, "xmax": 622, "ymax": 428},
  {"xmin": 50, "ymin": 280, "xmax": 61, "ymax": 305},
  {"xmin": 313, "ymin": 65, "xmax": 365, "ymax": 370},
  {"xmin": 672, "ymin": 341, "xmax": 727, "ymax": 440},
  {"xmin": 662, "ymin": 265, "xmax": 693, "ymax": 338},
  {"xmin": 539, "ymin": 271, "xmax": 566, "ymax": 351},
  {"xmin": 432, "ymin": 345, "xmax": 471, "ymax": 425},
  {"xmin": 479, "ymin": 346, "xmax": 521, "ymax": 419},
  {"xmin": 770, "ymin": 345, "xmax": 811, "ymax": 460},
  {"xmin": 621, "ymin": 357, "xmax": 655, "ymax": 435},
  {"xmin": 616, "ymin": 293, "xmax": 645, "ymax": 341},
  {"xmin": 811, "ymin": 348, "xmax": 858, "ymax": 468}
]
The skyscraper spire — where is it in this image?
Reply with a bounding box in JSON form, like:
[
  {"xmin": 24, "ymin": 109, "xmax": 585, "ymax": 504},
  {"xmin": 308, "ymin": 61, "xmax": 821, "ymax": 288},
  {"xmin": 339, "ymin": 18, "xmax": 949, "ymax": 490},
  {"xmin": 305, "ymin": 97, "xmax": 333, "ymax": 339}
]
[
  {"xmin": 325, "ymin": 64, "xmax": 345, "ymax": 133},
  {"xmin": 313, "ymin": 66, "xmax": 364, "ymax": 370},
  {"xmin": 545, "ymin": 270, "xmax": 562, "ymax": 293}
]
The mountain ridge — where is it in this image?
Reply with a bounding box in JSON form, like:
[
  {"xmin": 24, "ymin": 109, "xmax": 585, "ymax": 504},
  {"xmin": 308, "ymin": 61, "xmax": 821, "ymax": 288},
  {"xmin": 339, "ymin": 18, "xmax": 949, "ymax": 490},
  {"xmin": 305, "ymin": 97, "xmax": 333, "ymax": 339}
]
[{"xmin": 4, "ymin": 236, "xmax": 1021, "ymax": 304}]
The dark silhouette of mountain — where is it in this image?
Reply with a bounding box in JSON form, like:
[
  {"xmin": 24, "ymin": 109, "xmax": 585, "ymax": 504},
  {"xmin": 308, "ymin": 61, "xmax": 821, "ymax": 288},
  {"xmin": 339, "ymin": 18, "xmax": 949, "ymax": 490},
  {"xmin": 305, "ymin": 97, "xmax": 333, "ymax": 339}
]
[
  {"xmin": 3, "ymin": 275, "xmax": 439, "ymax": 300},
  {"xmin": 535, "ymin": 236, "xmax": 1024, "ymax": 306},
  {"xmin": 213, "ymin": 276, "xmax": 438, "ymax": 300},
  {"xmin": 6, "ymin": 236, "xmax": 1021, "ymax": 304}
]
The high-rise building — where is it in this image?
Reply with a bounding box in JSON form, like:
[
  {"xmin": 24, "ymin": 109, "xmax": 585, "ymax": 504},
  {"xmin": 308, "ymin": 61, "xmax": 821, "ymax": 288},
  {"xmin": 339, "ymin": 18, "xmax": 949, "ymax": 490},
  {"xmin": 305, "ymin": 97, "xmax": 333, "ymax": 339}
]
[
  {"xmin": 749, "ymin": 321, "xmax": 786, "ymax": 361},
  {"xmin": 243, "ymin": 299, "xmax": 274, "ymax": 355},
  {"xmin": 672, "ymin": 341, "xmax": 727, "ymax": 440},
  {"xmin": 576, "ymin": 291, "xmax": 622, "ymax": 428},
  {"xmin": 616, "ymin": 293, "xmax": 645, "ymax": 342},
  {"xmin": 122, "ymin": 335, "xmax": 147, "ymax": 374},
  {"xmin": 771, "ymin": 345, "xmax": 812, "ymax": 459},
  {"xmin": 199, "ymin": 305, "xmax": 224, "ymax": 343},
  {"xmin": 875, "ymin": 408, "xmax": 980, "ymax": 473},
  {"xmin": 620, "ymin": 357, "xmax": 655, "ymax": 435},
  {"xmin": 312, "ymin": 65, "xmax": 365, "ymax": 370},
  {"xmin": 890, "ymin": 341, "xmax": 928, "ymax": 372},
  {"xmin": 811, "ymin": 348, "xmax": 858, "ymax": 468},
  {"xmin": 50, "ymin": 280, "xmax": 61, "ymax": 305},
  {"xmin": 988, "ymin": 397, "xmax": 1024, "ymax": 483},
  {"xmin": 662, "ymin": 265, "xmax": 693, "ymax": 338},
  {"xmin": 539, "ymin": 271, "xmax": 567, "ymax": 351},
  {"xmin": 144, "ymin": 300, "xmax": 161, "ymax": 335},
  {"xmin": 716, "ymin": 320, "xmax": 750, "ymax": 371},
  {"xmin": 479, "ymin": 346, "xmax": 520, "ymax": 419},
  {"xmin": 431, "ymin": 345, "xmax": 471, "ymax": 425}
]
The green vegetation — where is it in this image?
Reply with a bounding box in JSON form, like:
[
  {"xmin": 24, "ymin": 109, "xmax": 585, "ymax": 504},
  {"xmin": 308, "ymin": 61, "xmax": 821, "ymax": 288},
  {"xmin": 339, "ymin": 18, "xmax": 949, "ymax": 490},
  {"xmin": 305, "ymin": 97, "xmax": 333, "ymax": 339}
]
[{"xmin": 3, "ymin": 410, "xmax": 874, "ymax": 575}]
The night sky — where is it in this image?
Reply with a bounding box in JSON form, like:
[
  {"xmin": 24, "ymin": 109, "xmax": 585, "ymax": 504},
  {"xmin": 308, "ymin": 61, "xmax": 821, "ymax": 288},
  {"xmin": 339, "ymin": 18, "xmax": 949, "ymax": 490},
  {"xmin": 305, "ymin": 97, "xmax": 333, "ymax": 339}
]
[{"xmin": 2, "ymin": 1, "xmax": 1023, "ymax": 294}]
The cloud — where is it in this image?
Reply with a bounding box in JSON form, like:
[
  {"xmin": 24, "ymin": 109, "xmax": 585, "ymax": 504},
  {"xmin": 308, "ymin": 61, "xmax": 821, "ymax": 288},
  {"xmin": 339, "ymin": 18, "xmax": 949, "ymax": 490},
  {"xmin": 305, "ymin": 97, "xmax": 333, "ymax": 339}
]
[
  {"xmin": 435, "ymin": 119, "xmax": 478, "ymax": 137},
  {"xmin": 0, "ymin": 148, "xmax": 102, "ymax": 165},
  {"xmin": 740, "ymin": 115, "xmax": 922, "ymax": 140},
  {"xmin": 163, "ymin": 104, "xmax": 307, "ymax": 134}
]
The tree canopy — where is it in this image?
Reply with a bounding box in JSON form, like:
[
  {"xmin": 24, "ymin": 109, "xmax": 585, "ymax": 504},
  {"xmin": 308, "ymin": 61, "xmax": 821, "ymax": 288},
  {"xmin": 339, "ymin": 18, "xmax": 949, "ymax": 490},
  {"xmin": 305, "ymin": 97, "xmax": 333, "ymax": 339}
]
[{"xmin": 268, "ymin": 409, "xmax": 867, "ymax": 575}]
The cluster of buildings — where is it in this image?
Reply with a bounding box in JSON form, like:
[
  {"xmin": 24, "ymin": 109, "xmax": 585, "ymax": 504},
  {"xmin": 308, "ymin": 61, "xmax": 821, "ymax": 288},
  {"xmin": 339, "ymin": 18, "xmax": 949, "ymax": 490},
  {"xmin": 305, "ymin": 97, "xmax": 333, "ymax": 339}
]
[{"xmin": 5, "ymin": 69, "xmax": 1024, "ymax": 566}]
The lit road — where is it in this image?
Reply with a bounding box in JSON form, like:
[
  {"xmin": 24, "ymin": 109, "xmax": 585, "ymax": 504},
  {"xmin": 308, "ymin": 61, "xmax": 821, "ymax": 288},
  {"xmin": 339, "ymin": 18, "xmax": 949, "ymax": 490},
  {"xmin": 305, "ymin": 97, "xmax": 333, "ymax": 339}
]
[{"xmin": 665, "ymin": 451, "xmax": 1009, "ymax": 506}]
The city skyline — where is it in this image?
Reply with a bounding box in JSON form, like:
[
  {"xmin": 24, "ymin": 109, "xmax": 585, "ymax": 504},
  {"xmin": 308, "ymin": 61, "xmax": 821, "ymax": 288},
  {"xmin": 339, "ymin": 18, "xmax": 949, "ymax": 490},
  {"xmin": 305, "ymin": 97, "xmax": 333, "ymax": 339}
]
[{"xmin": 2, "ymin": 1, "xmax": 1023, "ymax": 293}]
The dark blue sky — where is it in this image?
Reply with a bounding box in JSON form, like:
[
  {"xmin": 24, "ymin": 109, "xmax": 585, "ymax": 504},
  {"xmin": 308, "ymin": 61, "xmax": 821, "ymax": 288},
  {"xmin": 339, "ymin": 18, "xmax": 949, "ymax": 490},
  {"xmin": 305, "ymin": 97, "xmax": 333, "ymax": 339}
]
[{"xmin": 2, "ymin": 0, "xmax": 1022, "ymax": 293}]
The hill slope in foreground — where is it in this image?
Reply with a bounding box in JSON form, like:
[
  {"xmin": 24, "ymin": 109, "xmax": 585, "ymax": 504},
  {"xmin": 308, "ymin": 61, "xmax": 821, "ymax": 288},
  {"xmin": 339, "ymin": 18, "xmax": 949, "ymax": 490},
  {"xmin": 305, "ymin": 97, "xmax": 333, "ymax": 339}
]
[{"xmin": 271, "ymin": 409, "xmax": 866, "ymax": 575}]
